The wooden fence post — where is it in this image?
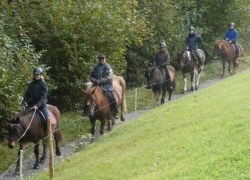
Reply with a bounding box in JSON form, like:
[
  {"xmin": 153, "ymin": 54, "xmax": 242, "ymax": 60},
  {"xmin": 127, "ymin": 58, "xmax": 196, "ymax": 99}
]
[
  {"xmin": 19, "ymin": 150, "xmax": 23, "ymax": 180},
  {"xmin": 135, "ymin": 88, "xmax": 138, "ymax": 117},
  {"xmin": 48, "ymin": 119, "xmax": 54, "ymax": 179}
]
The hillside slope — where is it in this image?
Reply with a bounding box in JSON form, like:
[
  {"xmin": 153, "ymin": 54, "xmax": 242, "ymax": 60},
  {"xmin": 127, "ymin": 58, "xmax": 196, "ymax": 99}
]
[{"xmin": 37, "ymin": 70, "xmax": 250, "ymax": 179}]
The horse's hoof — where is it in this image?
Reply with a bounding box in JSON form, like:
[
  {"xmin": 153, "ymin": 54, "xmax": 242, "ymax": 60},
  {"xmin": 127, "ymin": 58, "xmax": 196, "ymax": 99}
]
[
  {"xmin": 15, "ymin": 168, "xmax": 20, "ymax": 174},
  {"xmin": 33, "ymin": 164, "xmax": 40, "ymax": 169},
  {"xmin": 40, "ymin": 158, "xmax": 46, "ymax": 163},
  {"xmin": 161, "ymin": 99, "xmax": 165, "ymax": 104},
  {"xmin": 90, "ymin": 137, "xmax": 95, "ymax": 143},
  {"xmin": 182, "ymin": 90, "xmax": 186, "ymax": 94},
  {"xmin": 169, "ymin": 86, "xmax": 174, "ymax": 91},
  {"xmin": 56, "ymin": 150, "xmax": 61, "ymax": 156},
  {"xmin": 195, "ymin": 86, "xmax": 199, "ymax": 90},
  {"xmin": 120, "ymin": 117, "xmax": 125, "ymax": 121},
  {"xmin": 191, "ymin": 87, "xmax": 194, "ymax": 91}
]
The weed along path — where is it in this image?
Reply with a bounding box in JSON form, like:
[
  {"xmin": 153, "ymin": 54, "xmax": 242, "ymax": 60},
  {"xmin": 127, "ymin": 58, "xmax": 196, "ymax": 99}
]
[{"xmin": 0, "ymin": 70, "xmax": 246, "ymax": 180}]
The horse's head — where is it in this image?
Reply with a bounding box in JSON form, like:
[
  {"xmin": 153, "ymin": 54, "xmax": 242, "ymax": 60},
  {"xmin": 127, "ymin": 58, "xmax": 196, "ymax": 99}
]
[
  {"xmin": 83, "ymin": 87, "xmax": 99, "ymax": 117},
  {"xmin": 7, "ymin": 108, "xmax": 35, "ymax": 148},
  {"xmin": 213, "ymin": 40, "xmax": 225, "ymax": 58},
  {"xmin": 179, "ymin": 51, "xmax": 189, "ymax": 69},
  {"xmin": 7, "ymin": 117, "xmax": 21, "ymax": 149}
]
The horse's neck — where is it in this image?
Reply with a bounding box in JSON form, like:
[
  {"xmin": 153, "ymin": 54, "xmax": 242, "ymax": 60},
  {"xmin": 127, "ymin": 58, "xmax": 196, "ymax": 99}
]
[
  {"xmin": 153, "ymin": 67, "xmax": 165, "ymax": 82},
  {"xmin": 19, "ymin": 111, "xmax": 34, "ymax": 129},
  {"xmin": 93, "ymin": 87, "xmax": 108, "ymax": 105}
]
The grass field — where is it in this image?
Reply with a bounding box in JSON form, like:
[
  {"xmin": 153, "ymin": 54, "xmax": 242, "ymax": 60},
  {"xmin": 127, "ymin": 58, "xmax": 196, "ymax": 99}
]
[
  {"xmin": 35, "ymin": 62, "xmax": 250, "ymax": 179},
  {"xmin": 1, "ymin": 56, "xmax": 250, "ymax": 174}
]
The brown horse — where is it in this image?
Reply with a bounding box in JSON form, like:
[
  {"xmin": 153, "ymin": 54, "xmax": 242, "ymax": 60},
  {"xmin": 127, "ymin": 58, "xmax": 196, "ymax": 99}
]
[
  {"xmin": 8, "ymin": 104, "xmax": 62, "ymax": 171},
  {"xmin": 147, "ymin": 65, "xmax": 176, "ymax": 104},
  {"xmin": 179, "ymin": 49, "xmax": 206, "ymax": 94},
  {"xmin": 83, "ymin": 75, "xmax": 126, "ymax": 138},
  {"xmin": 213, "ymin": 40, "xmax": 242, "ymax": 77}
]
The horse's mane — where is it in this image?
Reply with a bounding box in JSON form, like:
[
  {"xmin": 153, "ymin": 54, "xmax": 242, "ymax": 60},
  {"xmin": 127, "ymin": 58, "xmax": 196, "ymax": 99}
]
[{"xmin": 86, "ymin": 86, "xmax": 105, "ymax": 104}]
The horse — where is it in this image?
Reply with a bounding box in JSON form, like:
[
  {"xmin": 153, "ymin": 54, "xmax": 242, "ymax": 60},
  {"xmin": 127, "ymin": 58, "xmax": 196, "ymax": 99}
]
[
  {"xmin": 179, "ymin": 49, "xmax": 206, "ymax": 94},
  {"xmin": 213, "ymin": 40, "xmax": 242, "ymax": 77},
  {"xmin": 83, "ymin": 75, "xmax": 126, "ymax": 138},
  {"xmin": 7, "ymin": 104, "xmax": 62, "ymax": 171},
  {"xmin": 147, "ymin": 65, "xmax": 176, "ymax": 104}
]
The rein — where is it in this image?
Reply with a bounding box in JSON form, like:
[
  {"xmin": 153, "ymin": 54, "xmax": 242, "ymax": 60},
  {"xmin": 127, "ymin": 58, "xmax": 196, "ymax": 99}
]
[{"xmin": 17, "ymin": 109, "xmax": 37, "ymax": 142}]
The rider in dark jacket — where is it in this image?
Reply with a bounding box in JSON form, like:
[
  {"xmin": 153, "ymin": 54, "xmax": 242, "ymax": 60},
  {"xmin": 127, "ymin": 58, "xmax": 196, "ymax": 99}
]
[
  {"xmin": 90, "ymin": 54, "xmax": 118, "ymax": 118},
  {"xmin": 22, "ymin": 67, "xmax": 49, "ymax": 122},
  {"xmin": 185, "ymin": 26, "xmax": 202, "ymax": 65},
  {"xmin": 145, "ymin": 42, "xmax": 173, "ymax": 90},
  {"xmin": 224, "ymin": 22, "xmax": 239, "ymax": 59}
]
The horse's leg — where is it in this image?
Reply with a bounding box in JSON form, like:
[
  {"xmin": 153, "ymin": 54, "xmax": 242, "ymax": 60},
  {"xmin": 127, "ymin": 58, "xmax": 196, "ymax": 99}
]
[
  {"xmin": 161, "ymin": 85, "xmax": 167, "ymax": 104},
  {"xmin": 90, "ymin": 117, "xmax": 96, "ymax": 142},
  {"xmin": 33, "ymin": 142, "xmax": 40, "ymax": 169},
  {"xmin": 15, "ymin": 143, "xmax": 24, "ymax": 173},
  {"xmin": 228, "ymin": 60, "xmax": 233, "ymax": 74},
  {"xmin": 100, "ymin": 119, "xmax": 106, "ymax": 135},
  {"xmin": 54, "ymin": 128, "xmax": 61, "ymax": 156},
  {"xmin": 221, "ymin": 59, "xmax": 226, "ymax": 78},
  {"xmin": 168, "ymin": 88, "xmax": 172, "ymax": 101},
  {"xmin": 154, "ymin": 89, "xmax": 160, "ymax": 106},
  {"xmin": 40, "ymin": 138, "xmax": 47, "ymax": 163},
  {"xmin": 232, "ymin": 58, "xmax": 238, "ymax": 74},
  {"xmin": 107, "ymin": 117, "xmax": 113, "ymax": 132},
  {"xmin": 182, "ymin": 74, "xmax": 187, "ymax": 94},
  {"xmin": 191, "ymin": 72, "xmax": 195, "ymax": 91},
  {"xmin": 195, "ymin": 70, "xmax": 202, "ymax": 90},
  {"xmin": 120, "ymin": 98, "xmax": 125, "ymax": 121}
]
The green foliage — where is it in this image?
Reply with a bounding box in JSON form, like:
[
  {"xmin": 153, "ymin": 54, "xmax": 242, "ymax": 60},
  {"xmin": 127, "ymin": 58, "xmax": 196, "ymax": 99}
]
[
  {"xmin": 0, "ymin": 17, "xmax": 41, "ymax": 137},
  {"xmin": 6, "ymin": 0, "xmax": 149, "ymax": 110},
  {"xmin": 125, "ymin": 0, "xmax": 250, "ymax": 85}
]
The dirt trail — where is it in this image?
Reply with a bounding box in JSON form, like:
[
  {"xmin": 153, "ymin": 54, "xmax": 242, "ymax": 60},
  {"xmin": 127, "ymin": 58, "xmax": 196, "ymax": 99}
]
[{"xmin": 0, "ymin": 72, "xmax": 239, "ymax": 180}]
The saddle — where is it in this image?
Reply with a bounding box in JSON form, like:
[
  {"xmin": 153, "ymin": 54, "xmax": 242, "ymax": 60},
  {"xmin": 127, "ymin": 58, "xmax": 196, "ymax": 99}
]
[
  {"xmin": 36, "ymin": 110, "xmax": 57, "ymax": 129},
  {"xmin": 36, "ymin": 110, "xmax": 47, "ymax": 129}
]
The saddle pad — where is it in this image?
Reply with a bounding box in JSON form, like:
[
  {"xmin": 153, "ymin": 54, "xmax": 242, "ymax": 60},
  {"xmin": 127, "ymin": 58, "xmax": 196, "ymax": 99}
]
[
  {"xmin": 36, "ymin": 110, "xmax": 57, "ymax": 127},
  {"xmin": 48, "ymin": 111, "xmax": 57, "ymax": 125}
]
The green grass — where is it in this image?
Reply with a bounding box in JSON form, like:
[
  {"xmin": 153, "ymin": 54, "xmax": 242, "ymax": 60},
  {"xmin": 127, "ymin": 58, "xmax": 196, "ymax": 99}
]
[
  {"xmin": 36, "ymin": 66, "xmax": 250, "ymax": 179},
  {"xmin": 1, "ymin": 56, "xmax": 250, "ymax": 174}
]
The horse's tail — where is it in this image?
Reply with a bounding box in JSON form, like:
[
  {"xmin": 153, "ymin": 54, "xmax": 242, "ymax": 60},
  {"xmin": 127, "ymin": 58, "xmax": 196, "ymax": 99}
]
[
  {"xmin": 121, "ymin": 77, "xmax": 127, "ymax": 114},
  {"xmin": 56, "ymin": 129, "xmax": 63, "ymax": 143},
  {"xmin": 47, "ymin": 104, "xmax": 63, "ymax": 143},
  {"xmin": 238, "ymin": 44, "xmax": 244, "ymax": 56}
]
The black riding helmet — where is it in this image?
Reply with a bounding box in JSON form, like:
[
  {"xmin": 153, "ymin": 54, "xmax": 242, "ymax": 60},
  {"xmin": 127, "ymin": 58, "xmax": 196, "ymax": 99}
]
[
  {"xmin": 33, "ymin": 67, "xmax": 44, "ymax": 75},
  {"xmin": 189, "ymin": 25, "xmax": 195, "ymax": 32}
]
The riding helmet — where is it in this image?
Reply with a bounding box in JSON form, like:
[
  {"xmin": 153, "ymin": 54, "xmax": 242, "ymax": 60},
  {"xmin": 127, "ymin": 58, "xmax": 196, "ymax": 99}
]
[
  {"xmin": 189, "ymin": 25, "xmax": 195, "ymax": 31},
  {"xmin": 98, "ymin": 54, "xmax": 106, "ymax": 59},
  {"xmin": 33, "ymin": 67, "xmax": 44, "ymax": 75},
  {"xmin": 160, "ymin": 42, "xmax": 167, "ymax": 48},
  {"xmin": 229, "ymin": 22, "xmax": 235, "ymax": 27}
]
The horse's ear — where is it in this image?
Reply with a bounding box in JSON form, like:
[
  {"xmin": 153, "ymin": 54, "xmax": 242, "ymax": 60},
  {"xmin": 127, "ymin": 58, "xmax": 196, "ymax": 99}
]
[
  {"xmin": 91, "ymin": 88, "xmax": 96, "ymax": 95},
  {"xmin": 13, "ymin": 117, "xmax": 20, "ymax": 124},
  {"xmin": 81, "ymin": 89, "xmax": 87, "ymax": 94}
]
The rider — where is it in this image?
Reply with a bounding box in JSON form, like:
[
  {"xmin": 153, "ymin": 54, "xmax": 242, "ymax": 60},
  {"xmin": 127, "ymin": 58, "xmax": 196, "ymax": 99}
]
[
  {"xmin": 185, "ymin": 25, "xmax": 202, "ymax": 65},
  {"xmin": 224, "ymin": 22, "xmax": 239, "ymax": 59},
  {"xmin": 90, "ymin": 54, "xmax": 118, "ymax": 118},
  {"xmin": 145, "ymin": 42, "xmax": 172, "ymax": 90},
  {"xmin": 21, "ymin": 67, "xmax": 51, "ymax": 126}
]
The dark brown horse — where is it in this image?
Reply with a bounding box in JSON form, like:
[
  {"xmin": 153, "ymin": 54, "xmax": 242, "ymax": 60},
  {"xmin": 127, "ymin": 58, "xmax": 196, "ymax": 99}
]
[
  {"xmin": 8, "ymin": 104, "xmax": 62, "ymax": 171},
  {"xmin": 83, "ymin": 75, "xmax": 126, "ymax": 138},
  {"xmin": 179, "ymin": 49, "xmax": 206, "ymax": 94},
  {"xmin": 147, "ymin": 65, "xmax": 176, "ymax": 104},
  {"xmin": 214, "ymin": 40, "xmax": 242, "ymax": 77}
]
